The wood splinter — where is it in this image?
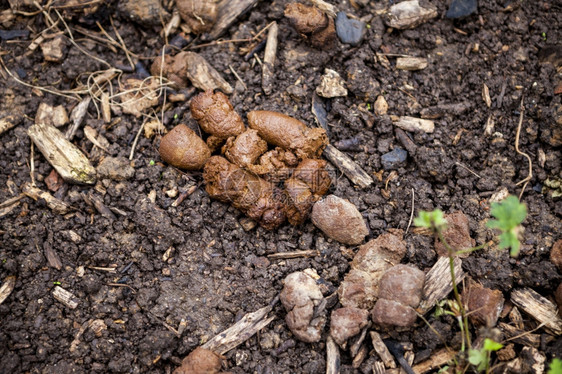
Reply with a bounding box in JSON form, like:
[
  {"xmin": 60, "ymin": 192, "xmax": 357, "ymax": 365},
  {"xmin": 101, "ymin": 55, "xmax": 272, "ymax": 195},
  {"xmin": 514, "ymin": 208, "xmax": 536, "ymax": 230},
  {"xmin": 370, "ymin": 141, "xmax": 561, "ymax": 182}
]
[
  {"xmin": 322, "ymin": 144, "xmax": 373, "ymax": 188},
  {"xmin": 261, "ymin": 21, "xmax": 278, "ymax": 95}
]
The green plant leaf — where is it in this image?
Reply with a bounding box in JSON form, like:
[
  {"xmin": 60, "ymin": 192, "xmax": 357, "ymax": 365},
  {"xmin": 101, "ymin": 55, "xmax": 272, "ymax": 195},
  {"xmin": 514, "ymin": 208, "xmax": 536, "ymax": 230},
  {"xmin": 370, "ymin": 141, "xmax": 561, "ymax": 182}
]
[
  {"xmin": 487, "ymin": 196, "xmax": 526, "ymax": 231},
  {"xmin": 549, "ymin": 359, "xmax": 562, "ymax": 374},
  {"xmin": 483, "ymin": 338, "xmax": 503, "ymax": 352},
  {"xmin": 468, "ymin": 349, "xmax": 487, "ymax": 371},
  {"xmin": 414, "ymin": 209, "xmax": 447, "ymax": 230}
]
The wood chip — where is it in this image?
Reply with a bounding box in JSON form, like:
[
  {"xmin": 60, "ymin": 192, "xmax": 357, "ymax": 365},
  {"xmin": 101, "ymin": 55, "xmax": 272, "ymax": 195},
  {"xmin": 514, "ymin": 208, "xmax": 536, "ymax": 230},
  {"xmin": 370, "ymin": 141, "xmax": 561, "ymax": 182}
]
[
  {"xmin": 393, "ymin": 116, "xmax": 435, "ymax": 133},
  {"xmin": 396, "ymin": 56, "xmax": 428, "ymax": 71},
  {"xmin": 370, "ymin": 331, "xmax": 396, "ymax": 369},
  {"xmin": 101, "ymin": 92, "xmax": 111, "ymax": 123},
  {"xmin": 184, "ymin": 51, "xmax": 233, "ymax": 94},
  {"xmin": 22, "ymin": 183, "xmax": 71, "ymax": 214},
  {"xmin": 262, "ymin": 21, "xmax": 278, "ymax": 95},
  {"xmin": 52, "ymin": 286, "xmax": 79, "ymax": 309},
  {"xmin": 66, "ymin": 97, "xmax": 91, "ymax": 140},
  {"xmin": 0, "ymin": 276, "xmax": 16, "ymax": 305},
  {"xmin": 482, "ymin": 83, "xmax": 492, "ymax": 108},
  {"xmin": 323, "ymin": 144, "xmax": 373, "ymax": 188},
  {"xmin": 326, "ymin": 336, "xmax": 340, "ymax": 374},
  {"xmin": 202, "ymin": 298, "xmax": 277, "ymax": 354},
  {"xmin": 267, "ymin": 250, "xmax": 319, "ymax": 260},
  {"xmin": 44, "ymin": 245, "xmax": 62, "ymax": 270},
  {"xmin": 510, "ymin": 288, "xmax": 562, "ymax": 335},
  {"xmin": 373, "ymin": 361, "xmax": 386, "ymax": 374},
  {"xmin": 0, "ymin": 113, "xmax": 22, "ymax": 135},
  {"xmin": 411, "ymin": 348, "xmax": 455, "ymax": 373},
  {"xmin": 419, "ymin": 256, "xmax": 465, "ymax": 314},
  {"xmin": 28, "ymin": 123, "xmax": 96, "ymax": 185},
  {"xmin": 207, "ymin": 0, "xmax": 258, "ymax": 40}
]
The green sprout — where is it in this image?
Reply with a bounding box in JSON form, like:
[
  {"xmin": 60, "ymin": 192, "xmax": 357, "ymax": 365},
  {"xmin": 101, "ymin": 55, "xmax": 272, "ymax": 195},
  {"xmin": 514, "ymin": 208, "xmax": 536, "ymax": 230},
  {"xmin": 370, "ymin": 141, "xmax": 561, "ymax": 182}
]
[
  {"xmin": 549, "ymin": 359, "xmax": 562, "ymax": 374},
  {"xmin": 541, "ymin": 32, "xmax": 547, "ymax": 41},
  {"xmin": 149, "ymin": 160, "xmax": 155, "ymax": 166},
  {"xmin": 366, "ymin": 24, "xmax": 371, "ymax": 29},
  {"xmin": 486, "ymin": 195, "xmax": 527, "ymax": 256},
  {"xmin": 468, "ymin": 338, "xmax": 503, "ymax": 373},
  {"xmin": 366, "ymin": 103, "xmax": 372, "ymax": 110},
  {"xmin": 53, "ymin": 281, "xmax": 61, "ymax": 286},
  {"xmin": 173, "ymin": 113, "xmax": 179, "ymax": 121}
]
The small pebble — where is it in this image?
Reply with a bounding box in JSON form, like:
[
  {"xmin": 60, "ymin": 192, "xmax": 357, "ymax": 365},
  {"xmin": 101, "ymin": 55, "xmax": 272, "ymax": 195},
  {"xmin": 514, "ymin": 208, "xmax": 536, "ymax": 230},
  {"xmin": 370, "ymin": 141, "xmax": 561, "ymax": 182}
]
[
  {"xmin": 311, "ymin": 195, "xmax": 369, "ymax": 245},
  {"xmin": 465, "ymin": 282, "xmax": 504, "ymax": 326},
  {"xmin": 97, "ymin": 157, "xmax": 135, "ymax": 181},
  {"xmin": 316, "ymin": 69, "xmax": 347, "ymax": 98},
  {"xmin": 434, "ymin": 211, "xmax": 474, "ymax": 257},
  {"xmin": 381, "ymin": 148, "xmax": 408, "ymax": 170},
  {"xmin": 280, "ymin": 271, "xmax": 326, "ymax": 343},
  {"xmin": 330, "ymin": 307, "xmax": 370, "ymax": 347},
  {"xmin": 446, "ymin": 0, "xmax": 478, "ymax": 19},
  {"xmin": 393, "ymin": 116, "xmax": 434, "ymax": 133},
  {"xmin": 371, "ymin": 298, "xmax": 417, "ymax": 327},
  {"xmin": 374, "ymin": 95, "xmax": 388, "ymax": 116},
  {"xmin": 378, "ymin": 264, "xmax": 425, "ymax": 308},
  {"xmin": 385, "ymin": 0, "xmax": 438, "ymax": 30},
  {"xmin": 335, "ymin": 12, "xmax": 366, "ymax": 47},
  {"xmin": 550, "ymin": 239, "xmax": 562, "ymax": 271}
]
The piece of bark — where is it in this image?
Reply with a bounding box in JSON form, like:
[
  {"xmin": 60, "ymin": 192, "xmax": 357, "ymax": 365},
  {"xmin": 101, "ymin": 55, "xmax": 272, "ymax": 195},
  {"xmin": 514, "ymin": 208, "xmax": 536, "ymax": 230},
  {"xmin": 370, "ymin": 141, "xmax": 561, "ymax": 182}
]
[
  {"xmin": 349, "ymin": 323, "xmax": 371, "ymax": 357},
  {"xmin": 351, "ymin": 344, "xmax": 368, "ymax": 369},
  {"xmin": 44, "ymin": 244, "xmax": 62, "ymax": 270},
  {"xmin": 184, "ymin": 51, "xmax": 233, "ymax": 94},
  {"xmin": 101, "ymin": 92, "xmax": 111, "ymax": 123},
  {"xmin": 520, "ymin": 346, "xmax": 546, "ymax": 374},
  {"xmin": 22, "ymin": 183, "xmax": 71, "ymax": 214},
  {"xmin": 373, "ymin": 361, "xmax": 386, "ymax": 374},
  {"xmin": 52, "ymin": 286, "xmax": 79, "ymax": 309},
  {"xmin": 392, "ymin": 116, "xmax": 434, "ymax": 133},
  {"xmin": 35, "ymin": 102, "xmax": 69, "ymax": 127},
  {"xmin": 510, "ymin": 288, "xmax": 562, "ymax": 335},
  {"xmin": 28, "ymin": 123, "xmax": 96, "ymax": 184},
  {"xmin": 498, "ymin": 322, "xmax": 541, "ymax": 347},
  {"xmin": 326, "ymin": 336, "xmax": 340, "ymax": 374},
  {"xmin": 0, "ymin": 276, "xmax": 16, "ymax": 305},
  {"xmin": 419, "ymin": 256, "xmax": 465, "ymax": 314},
  {"xmin": 411, "ymin": 348, "xmax": 455, "ymax": 374},
  {"xmin": 322, "ymin": 144, "xmax": 373, "ymax": 188},
  {"xmin": 0, "ymin": 114, "xmax": 22, "ymax": 135},
  {"xmin": 202, "ymin": 298, "xmax": 277, "ymax": 354},
  {"xmin": 385, "ymin": 0, "xmax": 438, "ymax": 29},
  {"xmin": 65, "ymin": 97, "xmax": 91, "ymax": 140},
  {"xmin": 206, "ymin": 0, "xmax": 258, "ymax": 40},
  {"xmin": 370, "ymin": 331, "xmax": 396, "ymax": 369},
  {"xmin": 262, "ymin": 21, "xmax": 278, "ymax": 95},
  {"xmin": 396, "ymin": 57, "xmax": 428, "ymax": 71}
]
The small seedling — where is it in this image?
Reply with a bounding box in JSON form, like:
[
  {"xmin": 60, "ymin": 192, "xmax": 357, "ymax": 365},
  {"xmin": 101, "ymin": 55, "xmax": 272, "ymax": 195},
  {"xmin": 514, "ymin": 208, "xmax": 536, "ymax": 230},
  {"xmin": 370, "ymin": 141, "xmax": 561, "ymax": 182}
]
[
  {"xmin": 549, "ymin": 359, "xmax": 562, "ymax": 374},
  {"xmin": 366, "ymin": 103, "xmax": 372, "ymax": 110},
  {"xmin": 149, "ymin": 159, "xmax": 155, "ymax": 166},
  {"xmin": 468, "ymin": 338, "xmax": 503, "ymax": 373},
  {"xmin": 486, "ymin": 195, "xmax": 527, "ymax": 256},
  {"xmin": 541, "ymin": 32, "xmax": 547, "ymax": 41},
  {"xmin": 53, "ymin": 281, "xmax": 61, "ymax": 286},
  {"xmin": 173, "ymin": 113, "xmax": 179, "ymax": 121},
  {"xmin": 415, "ymin": 195, "xmax": 527, "ymax": 371}
]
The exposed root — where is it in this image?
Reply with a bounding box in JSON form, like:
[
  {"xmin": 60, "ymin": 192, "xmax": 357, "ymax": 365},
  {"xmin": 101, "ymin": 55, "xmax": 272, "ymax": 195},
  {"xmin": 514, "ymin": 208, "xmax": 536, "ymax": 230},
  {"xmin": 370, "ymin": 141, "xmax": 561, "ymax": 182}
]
[{"xmin": 514, "ymin": 97, "xmax": 532, "ymax": 200}]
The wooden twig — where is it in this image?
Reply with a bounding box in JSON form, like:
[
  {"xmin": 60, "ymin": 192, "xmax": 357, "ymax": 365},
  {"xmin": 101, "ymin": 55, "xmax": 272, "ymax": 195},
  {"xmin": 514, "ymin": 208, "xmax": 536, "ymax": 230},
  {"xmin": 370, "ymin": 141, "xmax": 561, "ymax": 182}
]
[
  {"xmin": 28, "ymin": 123, "xmax": 96, "ymax": 185},
  {"xmin": 0, "ymin": 276, "xmax": 16, "ymax": 305},
  {"xmin": 267, "ymin": 250, "xmax": 319, "ymax": 260},
  {"xmin": 52, "ymin": 286, "xmax": 79, "ymax": 309},
  {"xmin": 418, "ymin": 256, "xmax": 465, "ymax": 314},
  {"xmin": 411, "ymin": 348, "xmax": 456, "ymax": 373},
  {"xmin": 370, "ymin": 331, "xmax": 396, "ymax": 369},
  {"xmin": 323, "ymin": 144, "xmax": 373, "ymax": 188},
  {"xmin": 206, "ymin": 0, "xmax": 259, "ymax": 40},
  {"xmin": 455, "ymin": 162, "xmax": 481, "ymax": 178},
  {"xmin": 405, "ymin": 188, "xmax": 415, "ymax": 234},
  {"xmin": 202, "ymin": 297, "xmax": 278, "ymax": 354},
  {"xmin": 66, "ymin": 97, "xmax": 91, "ymax": 140},
  {"xmin": 326, "ymin": 336, "xmax": 340, "ymax": 374},
  {"xmin": 22, "ymin": 183, "xmax": 71, "ymax": 214},
  {"xmin": 129, "ymin": 119, "xmax": 146, "ymax": 160},
  {"xmin": 229, "ymin": 64, "xmax": 247, "ymax": 91},
  {"xmin": 510, "ymin": 288, "xmax": 562, "ymax": 335},
  {"xmin": 261, "ymin": 21, "xmax": 278, "ymax": 95},
  {"xmin": 514, "ymin": 98, "xmax": 532, "ymax": 199}
]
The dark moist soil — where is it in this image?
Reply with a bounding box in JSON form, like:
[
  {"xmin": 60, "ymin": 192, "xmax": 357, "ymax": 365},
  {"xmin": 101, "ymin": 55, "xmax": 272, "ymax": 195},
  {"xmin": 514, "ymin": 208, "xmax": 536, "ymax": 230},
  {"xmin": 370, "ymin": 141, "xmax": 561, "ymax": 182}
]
[{"xmin": 1, "ymin": 0, "xmax": 561, "ymax": 373}]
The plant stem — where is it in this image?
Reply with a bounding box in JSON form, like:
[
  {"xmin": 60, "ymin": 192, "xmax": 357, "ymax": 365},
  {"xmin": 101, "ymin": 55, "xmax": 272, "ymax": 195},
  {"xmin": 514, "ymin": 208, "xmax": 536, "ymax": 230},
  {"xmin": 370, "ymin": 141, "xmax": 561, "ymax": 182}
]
[{"xmin": 437, "ymin": 230, "xmax": 472, "ymax": 350}]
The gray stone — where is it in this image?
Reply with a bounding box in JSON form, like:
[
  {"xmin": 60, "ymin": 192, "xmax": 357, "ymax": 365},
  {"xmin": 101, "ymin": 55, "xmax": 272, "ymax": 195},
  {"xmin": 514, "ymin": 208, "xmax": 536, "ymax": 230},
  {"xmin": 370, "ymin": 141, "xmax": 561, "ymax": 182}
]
[
  {"xmin": 381, "ymin": 148, "xmax": 407, "ymax": 170},
  {"xmin": 446, "ymin": 0, "xmax": 477, "ymax": 19},
  {"xmin": 97, "ymin": 157, "xmax": 135, "ymax": 181},
  {"xmin": 335, "ymin": 12, "xmax": 366, "ymax": 47}
]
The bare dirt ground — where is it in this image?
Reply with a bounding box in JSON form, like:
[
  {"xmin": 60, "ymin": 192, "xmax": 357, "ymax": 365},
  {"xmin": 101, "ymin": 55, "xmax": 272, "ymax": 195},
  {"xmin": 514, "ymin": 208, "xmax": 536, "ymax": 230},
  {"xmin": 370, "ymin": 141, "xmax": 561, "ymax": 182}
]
[{"xmin": 0, "ymin": 0, "xmax": 561, "ymax": 373}]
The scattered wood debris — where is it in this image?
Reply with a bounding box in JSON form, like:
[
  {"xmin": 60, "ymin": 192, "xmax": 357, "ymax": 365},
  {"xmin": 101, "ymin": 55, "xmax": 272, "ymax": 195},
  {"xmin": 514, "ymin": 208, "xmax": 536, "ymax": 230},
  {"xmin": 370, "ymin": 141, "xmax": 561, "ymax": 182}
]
[
  {"xmin": 511, "ymin": 288, "xmax": 562, "ymax": 335},
  {"xmin": 322, "ymin": 144, "xmax": 373, "ymax": 188},
  {"xmin": 35, "ymin": 102, "xmax": 68, "ymax": 128},
  {"xmin": 419, "ymin": 256, "xmax": 465, "ymax": 314},
  {"xmin": 262, "ymin": 21, "xmax": 278, "ymax": 95},
  {"xmin": 28, "ymin": 123, "xmax": 96, "ymax": 185},
  {"xmin": 392, "ymin": 116, "xmax": 435, "ymax": 133},
  {"xmin": 22, "ymin": 183, "xmax": 71, "ymax": 214},
  {"xmin": 0, "ymin": 276, "xmax": 16, "ymax": 305},
  {"xmin": 52, "ymin": 286, "xmax": 79, "ymax": 309},
  {"xmin": 396, "ymin": 56, "xmax": 428, "ymax": 71},
  {"xmin": 385, "ymin": 0, "xmax": 438, "ymax": 29}
]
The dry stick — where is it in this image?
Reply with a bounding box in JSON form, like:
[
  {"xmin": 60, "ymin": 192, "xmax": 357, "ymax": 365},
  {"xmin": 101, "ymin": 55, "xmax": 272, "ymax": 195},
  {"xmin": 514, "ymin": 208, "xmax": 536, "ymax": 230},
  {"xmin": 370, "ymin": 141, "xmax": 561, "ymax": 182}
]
[
  {"xmin": 514, "ymin": 98, "xmax": 532, "ymax": 200},
  {"xmin": 229, "ymin": 64, "xmax": 247, "ymax": 90},
  {"xmin": 261, "ymin": 21, "xmax": 278, "ymax": 95},
  {"xmin": 29, "ymin": 142, "xmax": 36, "ymax": 186},
  {"xmin": 455, "ymin": 161, "xmax": 481, "ymax": 178},
  {"xmin": 109, "ymin": 16, "xmax": 135, "ymax": 70},
  {"xmin": 129, "ymin": 119, "xmax": 146, "ymax": 160},
  {"xmin": 405, "ymin": 188, "xmax": 415, "ymax": 234},
  {"xmin": 192, "ymin": 21, "xmax": 275, "ymax": 49},
  {"xmin": 0, "ymin": 57, "xmax": 80, "ymax": 100}
]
